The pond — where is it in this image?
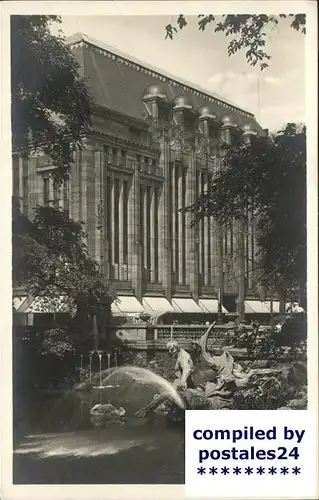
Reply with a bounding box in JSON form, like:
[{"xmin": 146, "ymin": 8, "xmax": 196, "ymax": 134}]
[{"xmin": 13, "ymin": 382, "xmax": 185, "ymax": 484}]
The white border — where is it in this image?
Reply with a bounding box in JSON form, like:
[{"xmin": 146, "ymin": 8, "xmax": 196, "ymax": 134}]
[{"xmin": 1, "ymin": 2, "xmax": 318, "ymax": 499}]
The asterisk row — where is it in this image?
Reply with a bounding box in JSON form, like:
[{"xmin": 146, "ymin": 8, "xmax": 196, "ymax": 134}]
[{"xmin": 197, "ymin": 466, "xmax": 301, "ymax": 476}]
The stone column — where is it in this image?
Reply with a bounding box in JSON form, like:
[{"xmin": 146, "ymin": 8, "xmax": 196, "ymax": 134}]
[
  {"xmin": 143, "ymin": 184, "xmax": 149, "ymax": 282},
  {"xmin": 178, "ymin": 165, "xmax": 184, "ymax": 284},
  {"xmin": 81, "ymin": 141, "xmax": 96, "ymax": 259},
  {"xmin": 18, "ymin": 157, "xmax": 24, "ymax": 203},
  {"xmin": 150, "ymin": 185, "xmax": 156, "ymax": 282},
  {"xmin": 131, "ymin": 161, "xmax": 142, "ymax": 301},
  {"xmin": 210, "ymin": 215, "xmax": 219, "ymax": 289},
  {"xmin": 49, "ymin": 174, "xmax": 54, "ymax": 207},
  {"xmin": 241, "ymin": 128, "xmax": 258, "ymax": 306},
  {"xmin": 197, "ymin": 169, "xmax": 203, "ymax": 288},
  {"xmin": 171, "ymin": 162, "xmax": 177, "ymax": 280},
  {"xmin": 159, "ymin": 132, "xmax": 172, "ymax": 300},
  {"xmin": 203, "ymin": 171, "xmax": 210, "ymax": 286},
  {"xmin": 101, "ymin": 151, "xmax": 109, "ymax": 278},
  {"xmin": 185, "ymin": 146, "xmax": 199, "ymax": 301},
  {"xmin": 111, "ymin": 174, "xmax": 116, "ymax": 279},
  {"xmin": 235, "ymin": 128, "xmax": 252, "ymax": 321},
  {"xmin": 119, "ymin": 174, "xmax": 124, "ymax": 280},
  {"xmin": 94, "ymin": 149, "xmax": 103, "ymax": 266},
  {"xmin": 70, "ymin": 149, "xmax": 81, "ymax": 221},
  {"xmin": 218, "ymin": 126, "xmax": 233, "ymax": 320}
]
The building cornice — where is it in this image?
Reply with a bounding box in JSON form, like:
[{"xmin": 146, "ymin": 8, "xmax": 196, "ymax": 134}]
[{"xmin": 89, "ymin": 129, "xmax": 160, "ymax": 156}]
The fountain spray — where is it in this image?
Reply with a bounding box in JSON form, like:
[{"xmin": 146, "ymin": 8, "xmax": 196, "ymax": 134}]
[
  {"xmin": 98, "ymin": 351, "xmax": 103, "ymax": 388},
  {"xmin": 89, "ymin": 353, "xmax": 93, "ymax": 382}
]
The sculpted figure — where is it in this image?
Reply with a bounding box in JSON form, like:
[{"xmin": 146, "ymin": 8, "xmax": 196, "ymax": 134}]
[{"xmin": 166, "ymin": 340, "xmax": 195, "ymax": 390}]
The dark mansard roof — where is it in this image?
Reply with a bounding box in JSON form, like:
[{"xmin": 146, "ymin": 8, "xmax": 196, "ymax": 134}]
[{"xmin": 67, "ymin": 32, "xmax": 263, "ymax": 133}]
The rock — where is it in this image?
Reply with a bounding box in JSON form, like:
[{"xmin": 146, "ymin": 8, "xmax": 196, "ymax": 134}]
[
  {"xmin": 279, "ymin": 395, "xmax": 307, "ymax": 410},
  {"xmin": 73, "ymin": 381, "xmax": 94, "ymax": 392},
  {"xmin": 90, "ymin": 403, "xmax": 126, "ymax": 428},
  {"xmin": 288, "ymin": 361, "xmax": 307, "ymax": 387}
]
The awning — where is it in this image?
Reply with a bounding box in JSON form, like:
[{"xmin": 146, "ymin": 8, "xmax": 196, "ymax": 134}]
[
  {"xmin": 142, "ymin": 297, "xmax": 174, "ymax": 314},
  {"xmin": 25, "ymin": 296, "xmax": 73, "ymax": 313},
  {"xmin": 111, "ymin": 303, "xmax": 123, "ymax": 314},
  {"xmin": 13, "ymin": 296, "xmax": 28, "ymax": 312},
  {"xmin": 199, "ymin": 299, "xmax": 228, "ymax": 314},
  {"xmin": 112, "ymin": 296, "xmax": 144, "ymax": 314},
  {"xmin": 264, "ymin": 301, "xmax": 280, "ymax": 314},
  {"xmin": 245, "ymin": 300, "xmax": 270, "ymax": 314},
  {"xmin": 172, "ymin": 298, "xmax": 202, "ymax": 313}
]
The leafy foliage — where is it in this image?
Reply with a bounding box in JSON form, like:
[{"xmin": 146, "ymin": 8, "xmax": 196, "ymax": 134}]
[
  {"xmin": 12, "ymin": 199, "xmax": 115, "ymax": 316},
  {"xmin": 183, "ymin": 124, "xmax": 306, "ymax": 302},
  {"xmin": 234, "ymin": 324, "xmax": 307, "ymax": 359},
  {"xmin": 232, "ymin": 359, "xmax": 307, "ymax": 410},
  {"xmin": 165, "ymin": 14, "xmax": 306, "ymax": 70},
  {"xmin": 37, "ymin": 327, "xmax": 75, "ymax": 359},
  {"xmin": 11, "ymin": 15, "xmax": 94, "ymax": 180}
]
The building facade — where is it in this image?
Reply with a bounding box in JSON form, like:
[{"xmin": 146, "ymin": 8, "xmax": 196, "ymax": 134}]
[{"xmin": 13, "ymin": 33, "xmax": 272, "ymax": 318}]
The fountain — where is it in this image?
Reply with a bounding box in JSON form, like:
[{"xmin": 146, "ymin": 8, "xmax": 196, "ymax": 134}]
[
  {"xmin": 77, "ymin": 307, "xmax": 121, "ymax": 392},
  {"xmin": 89, "ymin": 353, "xmax": 93, "ymax": 382},
  {"xmin": 97, "ymin": 351, "xmax": 103, "ymax": 388},
  {"xmin": 101, "ymin": 365, "xmax": 185, "ymax": 409}
]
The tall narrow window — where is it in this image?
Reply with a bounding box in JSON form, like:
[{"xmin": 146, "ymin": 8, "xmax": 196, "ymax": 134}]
[
  {"xmin": 22, "ymin": 175, "xmax": 28, "ymax": 216},
  {"xmin": 230, "ymin": 221, "xmax": 234, "ymax": 257},
  {"xmin": 182, "ymin": 171, "xmax": 186, "ymax": 284},
  {"xmin": 146, "ymin": 186, "xmax": 151, "ymax": 274},
  {"xmin": 53, "ymin": 184, "xmax": 59, "ymax": 208},
  {"xmin": 174, "ymin": 167, "xmax": 179, "ymax": 279},
  {"xmin": 114, "ymin": 178, "xmax": 120, "ymax": 265},
  {"xmin": 123, "ymin": 180, "xmax": 128, "ymax": 265},
  {"xmin": 63, "ymin": 179, "xmax": 69, "ymax": 214},
  {"xmin": 103, "ymin": 145, "xmax": 109, "ymax": 166},
  {"xmin": 106, "ymin": 178, "xmax": 112, "ymax": 263},
  {"xmin": 43, "ymin": 177, "xmax": 49, "ymax": 206},
  {"xmin": 120, "ymin": 150, "xmax": 127, "ymax": 167},
  {"xmin": 151, "ymin": 159, "xmax": 157, "ymax": 175},
  {"xmin": 224, "ymin": 228, "xmax": 228, "ymax": 256},
  {"xmin": 154, "ymin": 187, "xmax": 159, "ymax": 282},
  {"xmin": 140, "ymin": 184, "xmax": 145, "ymax": 269},
  {"xmin": 112, "ymin": 148, "xmax": 117, "ymax": 164}
]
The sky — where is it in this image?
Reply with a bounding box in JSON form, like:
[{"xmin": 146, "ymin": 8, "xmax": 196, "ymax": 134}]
[{"xmin": 55, "ymin": 15, "xmax": 305, "ymax": 132}]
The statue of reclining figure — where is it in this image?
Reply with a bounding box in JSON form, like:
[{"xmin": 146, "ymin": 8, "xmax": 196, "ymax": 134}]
[
  {"xmin": 135, "ymin": 375, "xmax": 237, "ymax": 419},
  {"xmin": 136, "ymin": 323, "xmax": 258, "ymax": 419}
]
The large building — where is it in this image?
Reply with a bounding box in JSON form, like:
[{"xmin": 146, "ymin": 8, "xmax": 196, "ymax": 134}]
[{"xmin": 13, "ymin": 33, "xmax": 274, "ymax": 319}]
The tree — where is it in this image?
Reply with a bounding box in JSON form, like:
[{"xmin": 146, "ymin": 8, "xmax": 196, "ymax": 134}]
[
  {"xmin": 11, "ymin": 15, "xmax": 94, "ymax": 180},
  {"xmin": 183, "ymin": 124, "xmax": 306, "ymax": 307},
  {"xmin": 12, "ymin": 200, "xmax": 116, "ymax": 336},
  {"xmin": 165, "ymin": 14, "xmax": 306, "ymax": 70}
]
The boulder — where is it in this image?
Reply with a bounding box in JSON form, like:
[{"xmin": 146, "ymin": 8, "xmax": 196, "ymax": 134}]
[
  {"xmin": 279, "ymin": 395, "xmax": 307, "ymax": 410},
  {"xmin": 90, "ymin": 403, "xmax": 126, "ymax": 428}
]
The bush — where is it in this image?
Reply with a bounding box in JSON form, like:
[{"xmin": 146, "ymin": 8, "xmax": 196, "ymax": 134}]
[{"xmin": 37, "ymin": 327, "xmax": 75, "ymax": 359}]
